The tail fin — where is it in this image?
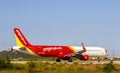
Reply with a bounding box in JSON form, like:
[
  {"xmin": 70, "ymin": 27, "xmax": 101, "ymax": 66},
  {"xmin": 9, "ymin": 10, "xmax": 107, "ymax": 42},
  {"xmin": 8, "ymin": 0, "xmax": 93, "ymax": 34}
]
[{"xmin": 14, "ymin": 28, "xmax": 31, "ymax": 47}]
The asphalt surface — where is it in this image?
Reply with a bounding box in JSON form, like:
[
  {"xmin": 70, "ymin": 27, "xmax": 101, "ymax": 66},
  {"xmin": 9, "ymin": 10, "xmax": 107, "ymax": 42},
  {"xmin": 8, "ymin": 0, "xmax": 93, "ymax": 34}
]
[{"xmin": 11, "ymin": 60, "xmax": 120, "ymax": 64}]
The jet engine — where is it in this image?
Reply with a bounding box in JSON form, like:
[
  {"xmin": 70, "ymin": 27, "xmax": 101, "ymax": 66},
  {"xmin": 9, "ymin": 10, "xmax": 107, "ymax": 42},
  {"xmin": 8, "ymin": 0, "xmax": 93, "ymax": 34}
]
[{"xmin": 78, "ymin": 54, "xmax": 89, "ymax": 60}]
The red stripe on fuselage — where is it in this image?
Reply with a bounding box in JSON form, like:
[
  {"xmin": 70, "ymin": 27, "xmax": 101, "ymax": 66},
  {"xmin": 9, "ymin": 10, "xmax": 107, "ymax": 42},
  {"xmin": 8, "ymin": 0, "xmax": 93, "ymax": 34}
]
[{"xmin": 28, "ymin": 45, "xmax": 75, "ymax": 58}]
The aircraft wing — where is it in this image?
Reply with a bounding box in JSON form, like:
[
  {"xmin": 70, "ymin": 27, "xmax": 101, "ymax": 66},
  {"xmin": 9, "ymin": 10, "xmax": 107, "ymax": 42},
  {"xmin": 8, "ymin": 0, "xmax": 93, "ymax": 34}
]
[{"xmin": 66, "ymin": 43, "xmax": 86, "ymax": 57}]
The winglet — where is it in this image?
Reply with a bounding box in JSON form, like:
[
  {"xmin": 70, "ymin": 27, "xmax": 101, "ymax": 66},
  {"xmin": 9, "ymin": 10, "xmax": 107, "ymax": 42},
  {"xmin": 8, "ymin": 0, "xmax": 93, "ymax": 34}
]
[{"xmin": 81, "ymin": 42, "xmax": 86, "ymax": 52}]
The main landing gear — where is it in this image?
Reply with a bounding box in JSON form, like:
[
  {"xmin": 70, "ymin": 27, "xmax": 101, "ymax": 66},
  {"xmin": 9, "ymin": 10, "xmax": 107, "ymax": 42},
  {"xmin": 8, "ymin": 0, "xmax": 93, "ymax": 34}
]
[
  {"xmin": 68, "ymin": 58, "xmax": 73, "ymax": 62},
  {"xmin": 56, "ymin": 58, "xmax": 73, "ymax": 62},
  {"xmin": 56, "ymin": 58, "xmax": 61, "ymax": 62},
  {"xmin": 97, "ymin": 57, "xmax": 100, "ymax": 62}
]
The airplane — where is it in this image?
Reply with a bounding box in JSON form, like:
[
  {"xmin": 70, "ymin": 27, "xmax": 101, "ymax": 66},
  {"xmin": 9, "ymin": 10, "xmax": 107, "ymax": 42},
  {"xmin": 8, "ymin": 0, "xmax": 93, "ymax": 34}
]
[{"xmin": 12, "ymin": 28, "xmax": 108, "ymax": 62}]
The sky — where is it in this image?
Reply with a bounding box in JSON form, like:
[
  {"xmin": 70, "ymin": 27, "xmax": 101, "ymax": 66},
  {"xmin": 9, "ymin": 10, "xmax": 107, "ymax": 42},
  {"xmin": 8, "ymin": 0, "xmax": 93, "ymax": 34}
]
[{"xmin": 0, "ymin": 0, "xmax": 120, "ymax": 57}]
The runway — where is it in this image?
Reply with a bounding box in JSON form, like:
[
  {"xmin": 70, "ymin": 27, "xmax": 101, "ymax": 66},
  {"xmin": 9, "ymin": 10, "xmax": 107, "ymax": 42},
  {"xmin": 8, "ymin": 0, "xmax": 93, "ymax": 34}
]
[{"xmin": 11, "ymin": 60, "xmax": 120, "ymax": 64}]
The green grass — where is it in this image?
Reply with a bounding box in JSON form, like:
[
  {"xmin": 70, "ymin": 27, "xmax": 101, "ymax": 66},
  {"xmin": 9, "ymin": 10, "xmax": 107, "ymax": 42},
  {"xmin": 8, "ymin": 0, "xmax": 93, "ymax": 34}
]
[
  {"xmin": 0, "ymin": 62, "xmax": 120, "ymax": 73},
  {"xmin": 0, "ymin": 57, "xmax": 120, "ymax": 73}
]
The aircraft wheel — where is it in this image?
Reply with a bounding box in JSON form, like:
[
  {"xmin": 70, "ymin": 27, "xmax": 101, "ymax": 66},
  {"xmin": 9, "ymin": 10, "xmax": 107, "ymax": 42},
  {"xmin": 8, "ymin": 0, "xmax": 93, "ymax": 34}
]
[
  {"xmin": 68, "ymin": 59, "xmax": 73, "ymax": 62},
  {"xmin": 97, "ymin": 57, "xmax": 100, "ymax": 62},
  {"xmin": 56, "ymin": 58, "xmax": 61, "ymax": 62}
]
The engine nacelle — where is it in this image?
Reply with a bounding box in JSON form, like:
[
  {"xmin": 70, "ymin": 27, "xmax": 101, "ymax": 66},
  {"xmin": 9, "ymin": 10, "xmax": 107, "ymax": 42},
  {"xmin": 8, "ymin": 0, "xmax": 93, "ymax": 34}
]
[{"xmin": 79, "ymin": 54, "xmax": 89, "ymax": 60}]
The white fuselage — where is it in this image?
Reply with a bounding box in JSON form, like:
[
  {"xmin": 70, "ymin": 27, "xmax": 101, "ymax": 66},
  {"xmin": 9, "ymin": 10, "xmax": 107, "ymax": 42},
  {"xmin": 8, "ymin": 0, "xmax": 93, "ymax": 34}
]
[{"xmin": 73, "ymin": 46, "xmax": 108, "ymax": 57}]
